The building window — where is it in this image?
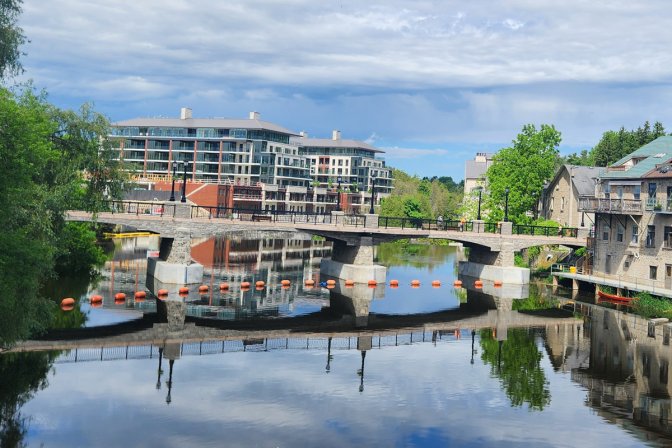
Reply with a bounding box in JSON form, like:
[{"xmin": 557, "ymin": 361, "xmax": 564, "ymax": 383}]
[
  {"xmin": 617, "ymin": 225, "xmax": 624, "ymax": 242},
  {"xmin": 617, "ymin": 186, "xmax": 623, "ymax": 199},
  {"xmin": 631, "ymin": 225, "xmax": 639, "ymax": 244},
  {"xmin": 602, "ymin": 225, "xmax": 609, "ymax": 241},
  {"xmin": 646, "ymin": 225, "xmax": 656, "ymax": 248},
  {"xmin": 634, "ymin": 185, "xmax": 641, "ymax": 200},
  {"xmin": 650, "ymin": 265, "xmax": 658, "ymax": 280},
  {"xmin": 665, "ymin": 226, "xmax": 672, "ymax": 248},
  {"xmin": 604, "ymin": 183, "xmax": 611, "ymax": 198},
  {"xmin": 561, "ymin": 197, "xmax": 565, "ymax": 211}
]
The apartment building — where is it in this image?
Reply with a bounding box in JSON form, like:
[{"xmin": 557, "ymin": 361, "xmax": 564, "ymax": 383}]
[
  {"xmin": 579, "ymin": 136, "xmax": 672, "ymax": 290},
  {"xmin": 111, "ymin": 108, "xmax": 392, "ymax": 212}
]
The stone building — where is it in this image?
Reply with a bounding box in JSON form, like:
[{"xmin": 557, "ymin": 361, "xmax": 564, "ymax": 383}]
[
  {"xmin": 579, "ymin": 136, "xmax": 672, "ymax": 291},
  {"xmin": 541, "ymin": 165, "xmax": 600, "ymax": 227},
  {"xmin": 463, "ymin": 152, "xmax": 494, "ymax": 195}
]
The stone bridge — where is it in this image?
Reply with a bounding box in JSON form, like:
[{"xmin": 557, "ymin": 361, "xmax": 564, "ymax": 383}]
[{"xmin": 68, "ymin": 202, "xmax": 588, "ymax": 285}]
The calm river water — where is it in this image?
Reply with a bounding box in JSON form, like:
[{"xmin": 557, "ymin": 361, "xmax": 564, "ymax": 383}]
[{"xmin": 2, "ymin": 234, "xmax": 671, "ymax": 447}]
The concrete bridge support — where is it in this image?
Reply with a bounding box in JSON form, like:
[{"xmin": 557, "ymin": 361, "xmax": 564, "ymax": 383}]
[
  {"xmin": 147, "ymin": 227, "xmax": 203, "ymax": 286},
  {"xmin": 458, "ymin": 241, "xmax": 530, "ymax": 284},
  {"xmin": 320, "ymin": 236, "xmax": 386, "ymax": 284}
]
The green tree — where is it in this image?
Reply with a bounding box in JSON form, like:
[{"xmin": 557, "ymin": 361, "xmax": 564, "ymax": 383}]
[
  {"xmin": 592, "ymin": 121, "xmax": 666, "ymax": 167},
  {"xmin": 479, "ymin": 328, "xmax": 551, "ymax": 410},
  {"xmin": 0, "ymin": 87, "xmax": 125, "ymax": 347},
  {"xmin": 0, "ymin": 0, "xmax": 25, "ymax": 79},
  {"xmin": 486, "ymin": 124, "xmax": 561, "ymax": 223},
  {"xmin": 563, "ymin": 149, "xmax": 593, "ymax": 166}
]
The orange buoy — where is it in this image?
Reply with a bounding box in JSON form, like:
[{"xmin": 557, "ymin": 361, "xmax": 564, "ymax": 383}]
[
  {"xmin": 134, "ymin": 291, "xmax": 146, "ymax": 299},
  {"xmin": 280, "ymin": 279, "xmax": 291, "ymax": 286},
  {"xmin": 345, "ymin": 279, "xmax": 355, "ymax": 286},
  {"xmin": 326, "ymin": 284, "xmax": 335, "ymax": 289},
  {"xmin": 431, "ymin": 280, "xmax": 441, "ymax": 287},
  {"xmin": 453, "ymin": 280, "xmax": 463, "ymax": 287},
  {"xmin": 157, "ymin": 289, "xmax": 169, "ymax": 296},
  {"xmin": 494, "ymin": 280, "xmax": 503, "ymax": 287},
  {"xmin": 241, "ymin": 281, "xmax": 251, "ymax": 288},
  {"xmin": 114, "ymin": 293, "xmax": 126, "ymax": 301},
  {"xmin": 61, "ymin": 303, "xmax": 74, "ymax": 311},
  {"xmin": 219, "ymin": 283, "xmax": 229, "ymax": 290},
  {"xmin": 368, "ymin": 279, "xmax": 377, "ymax": 286},
  {"xmin": 305, "ymin": 279, "xmax": 315, "ymax": 286},
  {"xmin": 256, "ymin": 286, "xmax": 265, "ymax": 291},
  {"xmin": 474, "ymin": 280, "xmax": 483, "ymax": 289},
  {"xmin": 389, "ymin": 279, "xmax": 399, "ymax": 286},
  {"xmin": 326, "ymin": 279, "xmax": 336, "ymax": 286},
  {"xmin": 179, "ymin": 287, "xmax": 189, "ymax": 294},
  {"xmin": 61, "ymin": 297, "xmax": 75, "ymax": 307},
  {"xmin": 411, "ymin": 280, "xmax": 421, "ymax": 286},
  {"xmin": 91, "ymin": 301, "xmax": 102, "ymax": 308},
  {"xmin": 255, "ymin": 281, "xmax": 265, "ymax": 288},
  {"xmin": 90, "ymin": 294, "xmax": 103, "ymax": 303},
  {"xmin": 198, "ymin": 285, "xmax": 209, "ymax": 293}
]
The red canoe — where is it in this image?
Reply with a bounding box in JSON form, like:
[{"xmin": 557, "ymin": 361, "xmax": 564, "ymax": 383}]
[{"xmin": 597, "ymin": 290, "xmax": 634, "ymax": 305}]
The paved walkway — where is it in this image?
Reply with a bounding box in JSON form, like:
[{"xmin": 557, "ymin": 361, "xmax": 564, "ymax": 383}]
[{"xmin": 554, "ymin": 269, "xmax": 672, "ymax": 298}]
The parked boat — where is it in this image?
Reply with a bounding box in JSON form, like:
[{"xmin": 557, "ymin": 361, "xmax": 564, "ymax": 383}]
[{"xmin": 597, "ymin": 290, "xmax": 635, "ymax": 305}]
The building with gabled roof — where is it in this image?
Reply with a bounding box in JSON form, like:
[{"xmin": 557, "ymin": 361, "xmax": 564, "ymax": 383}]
[{"xmin": 541, "ymin": 165, "xmax": 600, "ymax": 227}]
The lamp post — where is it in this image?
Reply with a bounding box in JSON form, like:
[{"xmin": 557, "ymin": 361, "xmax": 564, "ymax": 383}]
[
  {"xmin": 336, "ymin": 176, "xmax": 343, "ymax": 212},
  {"xmin": 581, "ymin": 211, "xmax": 585, "ymax": 228},
  {"xmin": 180, "ymin": 161, "xmax": 188, "ymax": 203},
  {"xmin": 531, "ymin": 191, "xmax": 538, "ymax": 220},
  {"xmin": 504, "ymin": 187, "xmax": 510, "ymax": 222},
  {"xmin": 169, "ymin": 161, "xmax": 178, "ymax": 202},
  {"xmin": 369, "ymin": 173, "xmax": 377, "ymax": 215},
  {"xmin": 476, "ymin": 187, "xmax": 483, "ymax": 220}
]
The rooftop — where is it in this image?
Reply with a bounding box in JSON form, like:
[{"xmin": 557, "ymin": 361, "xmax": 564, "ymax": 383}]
[{"xmin": 602, "ymin": 136, "xmax": 672, "ymax": 179}]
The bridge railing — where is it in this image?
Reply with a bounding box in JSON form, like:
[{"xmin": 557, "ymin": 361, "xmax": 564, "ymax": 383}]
[
  {"xmin": 191, "ymin": 205, "xmax": 335, "ymax": 225},
  {"xmin": 108, "ymin": 200, "xmax": 176, "ymax": 217},
  {"xmin": 513, "ymin": 224, "xmax": 578, "ymax": 238}
]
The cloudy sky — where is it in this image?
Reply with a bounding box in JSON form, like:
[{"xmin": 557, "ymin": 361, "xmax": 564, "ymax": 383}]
[{"xmin": 15, "ymin": 1, "xmax": 672, "ymax": 179}]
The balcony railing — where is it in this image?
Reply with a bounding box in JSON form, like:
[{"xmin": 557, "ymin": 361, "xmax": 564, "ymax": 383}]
[{"xmin": 578, "ymin": 197, "xmax": 642, "ymax": 214}]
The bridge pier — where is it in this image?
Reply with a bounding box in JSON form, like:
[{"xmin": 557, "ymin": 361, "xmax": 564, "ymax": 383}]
[
  {"xmin": 327, "ymin": 281, "xmax": 385, "ymax": 327},
  {"xmin": 458, "ymin": 242, "xmax": 530, "ymax": 284},
  {"xmin": 320, "ymin": 236, "xmax": 386, "ymax": 284},
  {"xmin": 147, "ymin": 227, "xmax": 203, "ymax": 285}
]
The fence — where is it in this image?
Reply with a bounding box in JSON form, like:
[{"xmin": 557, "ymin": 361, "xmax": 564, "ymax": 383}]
[{"xmin": 108, "ymin": 200, "xmax": 176, "ymax": 217}]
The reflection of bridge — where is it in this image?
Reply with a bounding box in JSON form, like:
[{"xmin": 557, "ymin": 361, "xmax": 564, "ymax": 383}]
[{"xmin": 68, "ymin": 203, "xmax": 588, "ymax": 285}]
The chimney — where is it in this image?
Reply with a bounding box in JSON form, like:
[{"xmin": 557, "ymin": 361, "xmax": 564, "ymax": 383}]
[
  {"xmin": 332, "ymin": 130, "xmax": 341, "ymax": 141},
  {"xmin": 180, "ymin": 107, "xmax": 192, "ymax": 120},
  {"xmin": 249, "ymin": 111, "xmax": 260, "ymax": 120},
  {"xmin": 300, "ymin": 131, "xmax": 308, "ymax": 138}
]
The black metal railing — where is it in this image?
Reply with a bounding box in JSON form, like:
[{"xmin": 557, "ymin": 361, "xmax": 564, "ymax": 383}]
[
  {"xmin": 512, "ymin": 224, "xmax": 578, "ymax": 238},
  {"xmin": 108, "ymin": 200, "xmax": 176, "ymax": 217}
]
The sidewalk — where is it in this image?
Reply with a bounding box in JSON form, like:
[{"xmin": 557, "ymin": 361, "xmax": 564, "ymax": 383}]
[{"xmin": 554, "ymin": 269, "xmax": 672, "ymax": 298}]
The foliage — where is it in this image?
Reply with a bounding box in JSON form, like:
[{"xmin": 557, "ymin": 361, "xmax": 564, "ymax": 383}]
[
  {"xmin": 0, "ymin": 86, "xmax": 125, "ymax": 346},
  {"xmin": 381, "ymin": 168, "xmax": 463, "ymax": 219},
  {"xmin": 0, "ymin": 351, "xmax": 56, "ymax": 447},
  {"xmin": 514, "ymin": 253, "xmax": 526, "ymax": 268},
  {"xmin": 632, "ymin": 293, "xmax": 672, "ymax": 319},
  {"xmin": 376, "ymin": 240, "xmax": 456, "ymax": 269},
  {"xmin": 591, "ymin": 121, "xmax": 665, "ymax": 167},
  {"xmin": 486, "ymin": 124, "xmax": 562, "ymax": 223},
  {"xmin": 512, "ymin": 295, "xmax": 559, "ymax": 311},
  {"xmin": 0, "ymin": 0, "xmax": 25, "ymax": 79},
  {"xmin": 479, "ymin": 328, "xmax": 550, "ymax": 410},
  {"xmin": 563, "ymin": 149, "xmax": 594, "ymax": 166},
  {"xmin": 574, "ymin": 247, "xmax": 587, "ymax": 257},
  {"xmin": 54, "ymin": 222, "xmax": 107, "ymax": 276}
]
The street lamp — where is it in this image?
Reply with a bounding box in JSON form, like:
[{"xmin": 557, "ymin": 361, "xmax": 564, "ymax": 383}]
[
  {"xmin": 581, "ymin": 211, "xmax": 585, "ymax": 227},
  {"xmin": 180, "ymin": 161, "xmax": 188, "ymax": 203},
  {"xmin": 476, "ymin": 187, "xmax": 483, "ymax": 220},
  {"xmin": 169, "ymin": 161, "xmax": 178, "ymax": 202},
  {"xmin": 504, "ymin": 187, "xmax": 510, "ymax": 222},
  {"xmin": 369, "ymin": 173, "xmax": 377, "ymax": 215},
  {"xmin": 336, "ymin": 176, "xmax": 343, "ymax": 212}
]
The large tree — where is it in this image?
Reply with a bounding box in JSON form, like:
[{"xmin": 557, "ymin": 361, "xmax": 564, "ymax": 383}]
[
  {"xmin": 485, "ymin": 124, "xmax": 561, "ymax": 223},
  {"xmin": 0, "ymin": 87, "xmax": 125, "ymax": 346},
  {"xmin": 0, "ymin": 0, "xmax": 26, "ymax": 79}
]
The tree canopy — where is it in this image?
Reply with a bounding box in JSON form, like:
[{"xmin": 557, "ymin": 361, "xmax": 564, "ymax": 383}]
[
  {"xmin": 485, "ymin": 124, "xmax": 561, "ymax": 223},
  {"xmin": 0, "ymin": 0, "xmax": 26, "ymax": 79},
  {"xmin": 380, "ymin": 168, "xmax": 463, "ymax": 219},
  {"xmin": 0, "ymin": 87, "xmax": 125, "ymax": 346}
]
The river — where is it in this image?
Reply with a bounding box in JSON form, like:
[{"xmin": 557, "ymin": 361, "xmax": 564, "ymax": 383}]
[{"xmin": 1, "ymin": 233, "xmax": 670, "ymax": 447}]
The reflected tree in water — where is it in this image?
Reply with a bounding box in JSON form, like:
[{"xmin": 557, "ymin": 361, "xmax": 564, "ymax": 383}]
[
  {"xmin": 376, "ymin": 241, "xmax": 454, "ymax": 269},
  {"xmin": 0, "ymin": 352, "xmax": 56, "ymax": 447},
  {"xmin": 479, "ymin": 329, "xmax": 551, "ymax": 410}
]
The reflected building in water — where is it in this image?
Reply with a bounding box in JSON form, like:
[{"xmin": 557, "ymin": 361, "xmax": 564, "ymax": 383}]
[
  {"xmin": 544, "ymin": 303, "xmax": 672, "ymax": 443},
  {"xmin": 94, "ymin": 234, "xmax": 333, "ymax": 319}
]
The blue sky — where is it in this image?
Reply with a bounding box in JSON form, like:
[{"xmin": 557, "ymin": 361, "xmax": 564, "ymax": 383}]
[{"xmin": 15, "ymin": 1, "xmax": 672, "ymax": 180}]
